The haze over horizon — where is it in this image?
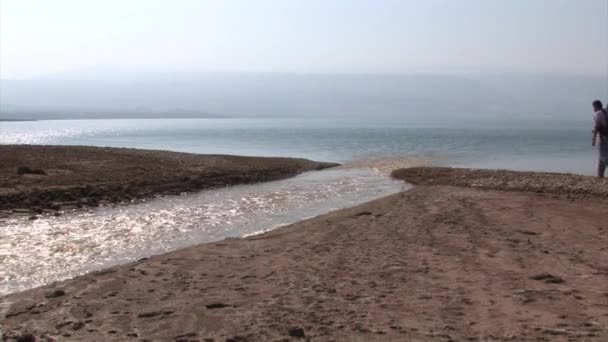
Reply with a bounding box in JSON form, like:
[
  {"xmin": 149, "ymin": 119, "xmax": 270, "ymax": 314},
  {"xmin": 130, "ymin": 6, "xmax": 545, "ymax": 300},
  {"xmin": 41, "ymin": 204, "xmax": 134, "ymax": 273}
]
[{"xmin": 0, "ymin": 0, "xmax": 607, "ymax": 121}]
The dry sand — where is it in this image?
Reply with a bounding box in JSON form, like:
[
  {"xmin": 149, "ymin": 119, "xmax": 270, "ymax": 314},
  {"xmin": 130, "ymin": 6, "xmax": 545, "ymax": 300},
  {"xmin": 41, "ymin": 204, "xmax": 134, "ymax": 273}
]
[
  {"xmin": 0, "ymin": 145, "xmax": 338, "ymax": 219},
  {"xmin": 392, "ymin": 167, "xmax": 608, "ymax": 197},
  {"xmin": 1, "ymin": 167, "xmax": 607, "ymax": 341}
]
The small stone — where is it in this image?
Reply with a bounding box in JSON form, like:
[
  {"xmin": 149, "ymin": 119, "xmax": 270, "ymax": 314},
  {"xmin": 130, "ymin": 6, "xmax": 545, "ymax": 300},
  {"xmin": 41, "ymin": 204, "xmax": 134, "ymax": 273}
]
[
  {"xmin": 72, "ymin": 321, "xmax": 85, "ymax": 331},
  {"xmin": 175, "ymin": 332, "xmax": 198, "ymax": 339},
  {"xmin": 529, "ymin": 273, "xmax": 564, "ymax": 284},
  {"xmin": 543, "ymin": 328, "xmax": 568, "ymax": 336},
  {"xmin": 226, "ymin": 336, "xmax": 244, "ymax": 342},
  {"xmin": 17, "ymin": 166, "xmax": 34, "ymax": 175},
  {"xmin": 205, "ymin": 303, "xmax": 229, "ymax": 309},
  {"xmin": 45, "ymin": 289, "xmax": 66, "ymax": 298},
  {"xmin": 288, "ymin": 326, "xmax": 305, "ymax": 338},
  {"xmin": 137, "ymin": 311, "xmax": 162, "ymax": 318},
  {"xmin": 16, "ymin": 166, "xmax": 46, "ymax": 176},
  {"xmin": 545, "ymin": 277, "xmax": 564, "ymax": 284},
  {"xmin": 16, "ymin": 334, "xmax": 36, "ymax": 342}
]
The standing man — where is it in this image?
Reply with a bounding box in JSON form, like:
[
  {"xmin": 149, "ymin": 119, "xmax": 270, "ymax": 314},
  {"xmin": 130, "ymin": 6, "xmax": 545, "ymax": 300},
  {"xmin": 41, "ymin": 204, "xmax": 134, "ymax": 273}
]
[{"xmin": 592, "ymin": 100, "xmax": 608, "ymax": 178}]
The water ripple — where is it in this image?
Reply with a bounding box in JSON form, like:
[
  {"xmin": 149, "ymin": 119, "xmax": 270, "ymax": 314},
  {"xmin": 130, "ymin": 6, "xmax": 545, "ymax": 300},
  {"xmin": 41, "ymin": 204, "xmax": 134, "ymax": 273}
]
[{"xmin": 0, "ymin": 167, "xmax": 406, "ymax": 295}]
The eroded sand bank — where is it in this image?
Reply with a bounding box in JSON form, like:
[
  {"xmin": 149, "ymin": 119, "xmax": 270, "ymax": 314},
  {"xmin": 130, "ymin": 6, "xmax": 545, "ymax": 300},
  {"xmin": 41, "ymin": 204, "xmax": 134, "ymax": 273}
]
[{"xmin": 0, "ymin": 145, "xmax": 338, "ymax": 219}]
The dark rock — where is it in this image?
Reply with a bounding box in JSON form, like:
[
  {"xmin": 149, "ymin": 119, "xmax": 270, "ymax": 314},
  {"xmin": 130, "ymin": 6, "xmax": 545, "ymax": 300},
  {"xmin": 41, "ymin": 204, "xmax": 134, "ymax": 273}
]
[
  {"xmin": 545, "ymin": 277, "xmax": 564, "ymax": 284},
  {"xmin": 226, "ymin": 336, "xmax": 244, "ymax": 342},
  {"xmin": 72, "ymin": 321, "xmax": 85, "ymax": 331},
  {"xmin": 45, "ymin": 289, "xmax": 66, "ymax": 298},
  {"xmin": 17, "ymin": 166, "xmax": 33, "ymax": 175},
  {"xmin": 529, "ymin": 273, "xmax": 564, "ymax": 284},
  {"xmin": 175, "ymin": 332, "xmax": 198, "ymax": 338},
  {"xmin": 288, "ymin": 326, "xmax": 305, "ymax": 338},
  {"xmin": 137, "ymin": 311, "xmax": 162, "ymax": 318},
  {"xmin": 354, "ymin": 211, "xmax": 373, "ymax": 217},
  {"xmin": 15, "ymin": 334, "xmax": 36, "ymax": 342},
  {"xmin": 17, "ymin": 166, "xmax": 47, "ymax": 176},
  {"xmin": 206, "ymin": 303, "xmax": 230, "ymax": 309},
  {"xmin": 529, "ymin": 273, "xmax": 553, "ymax": 280}
]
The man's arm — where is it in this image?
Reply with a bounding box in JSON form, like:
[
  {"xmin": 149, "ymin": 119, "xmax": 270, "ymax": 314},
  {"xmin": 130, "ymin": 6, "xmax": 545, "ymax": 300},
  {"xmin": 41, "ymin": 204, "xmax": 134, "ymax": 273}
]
[
  {"xmin": 593, "ymin": 129, "xmax": 598, "ymax": 146},
  {"xmin": 593, "ymin": 118, "xmax": 599, "ymax": 146}
]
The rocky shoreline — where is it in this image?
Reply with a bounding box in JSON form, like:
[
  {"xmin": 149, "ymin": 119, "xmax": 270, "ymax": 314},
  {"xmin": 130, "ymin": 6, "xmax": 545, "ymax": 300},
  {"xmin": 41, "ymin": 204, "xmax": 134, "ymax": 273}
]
[{"xmin": 0, "ymin": 145, "xmax": 338, "ymax": 219}]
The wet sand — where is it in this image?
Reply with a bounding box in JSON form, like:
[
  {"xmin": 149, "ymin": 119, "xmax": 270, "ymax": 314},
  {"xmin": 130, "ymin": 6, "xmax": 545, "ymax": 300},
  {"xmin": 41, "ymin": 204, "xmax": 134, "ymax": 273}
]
[
  {"xmin": 0, "ymin": 145, "xmax": 338, "ymax": 219},
  {"xmin": 1, "ymin": 167, "xmax": 607, "ymax": 341}
]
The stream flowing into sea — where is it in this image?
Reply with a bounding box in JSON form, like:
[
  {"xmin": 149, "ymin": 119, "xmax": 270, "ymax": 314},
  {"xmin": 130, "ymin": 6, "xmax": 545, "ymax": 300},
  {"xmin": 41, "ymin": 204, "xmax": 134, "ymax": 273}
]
[{"xmin": 0, "ymin": 118, "xmax": 597, "ymax": 294}]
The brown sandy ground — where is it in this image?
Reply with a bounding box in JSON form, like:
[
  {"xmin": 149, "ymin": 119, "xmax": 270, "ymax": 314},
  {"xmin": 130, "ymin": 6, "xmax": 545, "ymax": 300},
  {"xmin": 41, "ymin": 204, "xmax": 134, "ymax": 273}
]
[
  {"xmin": 0, "ymin": 145, "xmax": 338, "ymax": 218},
  {"xmin": 392, "ymin": 167, "xmax": 608, "ymax": 197},
  {"xmin": 1, "ymin": 168, "xmax": 607, "ymax": 341}
]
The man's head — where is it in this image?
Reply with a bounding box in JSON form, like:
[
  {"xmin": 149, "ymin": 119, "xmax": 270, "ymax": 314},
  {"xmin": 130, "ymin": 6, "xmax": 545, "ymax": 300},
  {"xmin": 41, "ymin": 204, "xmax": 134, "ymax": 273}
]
[{"xmin": 593, "ymin": 100, "xmax": 603, "ymax": 112}]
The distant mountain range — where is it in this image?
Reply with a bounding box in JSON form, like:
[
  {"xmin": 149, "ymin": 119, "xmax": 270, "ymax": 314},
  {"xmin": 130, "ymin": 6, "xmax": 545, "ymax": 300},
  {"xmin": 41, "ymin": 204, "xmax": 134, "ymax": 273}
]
[{"xmin": 1, "ymin": 69, "xmax": 605, "ymax": 121}]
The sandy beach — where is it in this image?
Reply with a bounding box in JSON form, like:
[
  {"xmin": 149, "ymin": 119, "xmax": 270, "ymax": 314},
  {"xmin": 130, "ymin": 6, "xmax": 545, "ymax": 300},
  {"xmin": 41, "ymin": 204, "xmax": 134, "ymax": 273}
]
[
  {"xmin": 0, "ymin": 145, "xmax": 338, "ymax": 219},
  {"xmin": 1, "ymin": 165, "xmax": 607, "ymax": 341}
]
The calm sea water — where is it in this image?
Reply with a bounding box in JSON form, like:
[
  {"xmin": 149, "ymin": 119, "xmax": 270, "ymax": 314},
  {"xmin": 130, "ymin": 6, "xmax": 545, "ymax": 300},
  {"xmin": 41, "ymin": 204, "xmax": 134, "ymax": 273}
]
[
  {"xmin": 0, "ymin": 118, "xmax": 596, "ymax": 174},
  {"xmin": 0, "ymin": 118, "xmax": 598, "ymax": 294}
]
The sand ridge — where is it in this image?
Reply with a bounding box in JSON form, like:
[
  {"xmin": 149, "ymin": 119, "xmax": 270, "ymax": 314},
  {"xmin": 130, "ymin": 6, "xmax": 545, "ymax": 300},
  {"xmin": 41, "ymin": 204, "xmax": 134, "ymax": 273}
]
[
  {"xmin": 0, "ymin": 145, "xmax": 338, "ymax": 219},
  {"xmin": 392, "ymin": 166, "xmax": 608, "ymax": 197}
]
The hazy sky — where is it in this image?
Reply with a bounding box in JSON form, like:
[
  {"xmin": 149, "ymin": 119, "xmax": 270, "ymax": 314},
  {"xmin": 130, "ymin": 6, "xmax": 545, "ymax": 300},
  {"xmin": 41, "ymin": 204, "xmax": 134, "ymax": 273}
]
[{"xmin": 1, "ymin": 0, "xmax": 607, "ymax": 79}]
